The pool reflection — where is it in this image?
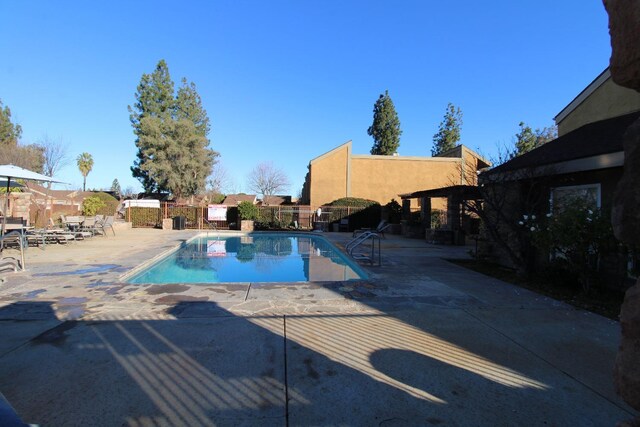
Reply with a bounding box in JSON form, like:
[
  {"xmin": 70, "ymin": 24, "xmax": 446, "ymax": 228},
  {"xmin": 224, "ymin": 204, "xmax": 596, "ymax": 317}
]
[{"xmin": 128, "ymin": 234, "xmax": 365, "ymax": 284}]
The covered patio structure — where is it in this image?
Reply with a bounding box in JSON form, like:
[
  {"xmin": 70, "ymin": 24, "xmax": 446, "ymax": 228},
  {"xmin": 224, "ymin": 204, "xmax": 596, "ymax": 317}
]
[{"xmin": 399, "ymin": 184, "xmax": 483, "ymax": 245}]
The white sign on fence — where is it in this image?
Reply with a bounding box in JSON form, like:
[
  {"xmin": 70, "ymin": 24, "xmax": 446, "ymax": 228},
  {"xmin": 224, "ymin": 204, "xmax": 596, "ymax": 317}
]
[
  {"xmin": 207, "ymin": 240, "xmax": 226, "ymax": 257},
  {"xmin": 207, "ymin": 204, "xmax": 227, "ymax": 221}
]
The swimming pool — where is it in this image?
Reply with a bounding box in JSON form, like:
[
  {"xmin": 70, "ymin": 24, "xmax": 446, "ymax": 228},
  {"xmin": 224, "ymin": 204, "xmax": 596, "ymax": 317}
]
[{"xmin": 125, "ymin": 233, "xmax": 367, "ymax": 284}]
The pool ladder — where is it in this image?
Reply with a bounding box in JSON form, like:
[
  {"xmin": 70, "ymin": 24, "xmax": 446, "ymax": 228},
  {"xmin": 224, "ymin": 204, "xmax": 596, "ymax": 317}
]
[{"xmin": 345, "ymin": 232, "xmax": 381, "ymax": 265}]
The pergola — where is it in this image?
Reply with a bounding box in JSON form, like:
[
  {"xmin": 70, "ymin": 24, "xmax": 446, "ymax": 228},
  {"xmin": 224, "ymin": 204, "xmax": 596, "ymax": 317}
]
[{"xmin": 399, "ymin": 185, "xmax": 483, "ymax": 245}]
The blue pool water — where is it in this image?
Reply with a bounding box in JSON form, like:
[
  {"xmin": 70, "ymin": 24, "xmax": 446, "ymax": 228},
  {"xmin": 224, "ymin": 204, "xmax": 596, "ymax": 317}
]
[{"xmin": 126, "ymin": 233, "xmax": 367, "ymax": 284}]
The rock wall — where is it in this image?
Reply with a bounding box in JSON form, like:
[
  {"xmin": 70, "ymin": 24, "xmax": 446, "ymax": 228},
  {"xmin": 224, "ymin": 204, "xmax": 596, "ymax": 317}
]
[
  {"xmin": 9, "ymin": 193, "xmax": 31, "ymax": 224},
  {"xmin": 604, "ymin": 0, "xmax": 640, "ymax": 421},
  {"xmin": 605, "ymin": 0, "xmax": 640, "ymax": 89}
]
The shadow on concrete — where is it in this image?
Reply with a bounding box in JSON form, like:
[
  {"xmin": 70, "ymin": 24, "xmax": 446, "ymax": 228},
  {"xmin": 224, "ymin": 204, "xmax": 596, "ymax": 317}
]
[{"xmin": 0, "ymin": 289, "xmax": 634, "ymax": 425}]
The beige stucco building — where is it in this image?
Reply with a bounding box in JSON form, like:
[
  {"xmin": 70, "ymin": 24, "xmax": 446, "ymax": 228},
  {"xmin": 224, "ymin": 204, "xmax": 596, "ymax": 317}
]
[
  {"xmin": 554, "ymin": 68, "xmax": 640, "ymax": 136},
  {"xmin": 301, "ymin": 141, "xmax": 490, "ymax": 207}
]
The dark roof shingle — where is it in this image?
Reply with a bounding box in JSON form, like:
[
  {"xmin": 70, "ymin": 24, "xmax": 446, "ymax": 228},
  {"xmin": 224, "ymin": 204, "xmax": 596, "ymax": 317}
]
[{"xmin": 489, "ymin": 111, "xmax": 640, "ymax": 174}]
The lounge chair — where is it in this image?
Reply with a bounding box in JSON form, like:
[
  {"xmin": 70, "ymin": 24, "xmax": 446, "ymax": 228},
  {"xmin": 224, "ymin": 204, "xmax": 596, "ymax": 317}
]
[
  {"xmin": 80, "ymin": 216, "xmax": 100, "ymax": 236},
  {"xmin": 96, "ymin": 215, "xmax": 116, "ymax": 236},
  {"xmin": 61, "ymin": 214, "xmax": 84, "ymax": 231},
  {"xmin": 352, "ymin": 220, "xmax": 390, "ymax": 238},
  {"xmin": 28, "ymin": 221, "xmax": 76, "ymax": 247},
  {"xmin": 0, "ymin": 231, "xmax": 25, "ymax": 270}
]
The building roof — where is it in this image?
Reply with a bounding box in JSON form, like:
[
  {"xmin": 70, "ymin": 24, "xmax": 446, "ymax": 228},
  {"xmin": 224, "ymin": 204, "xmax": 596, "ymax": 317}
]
[
  {"xmin": 554, "ymin": 67, "xmax": 610, "ymax": 124},
  {"xmin": 26, "ymin": 182, "xmax": 74, "ymax": 198},
  {"xmin": 261, "ymin": 195, "xmax": 291, "ymax": 206},
  {"xmin": 399, "ymin": 185, "xmax": 482, "ymax": 200},
  {"xmin": 222, "ymin": 194, "xmax": 258, "ymax": 205},
  {"xmin": 309, "ymin": 140, "xmax": 490, "ymax": 167},
  {"xmin": 488, "ymin": 110, "xmax": 640, "ymax": 175},
  {"xmin": 435, "ymin": 145, "xmax": 492, "ymax": 169},
  {"xmin": 26, "ymin": 182, "xmax": 98, "ymax": 201}
]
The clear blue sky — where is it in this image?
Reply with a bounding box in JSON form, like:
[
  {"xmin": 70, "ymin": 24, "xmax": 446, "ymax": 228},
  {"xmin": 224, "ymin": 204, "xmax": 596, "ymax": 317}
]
[{"xmin": 0, "ymin": 1, "xmax": 612, "ymax": 195}]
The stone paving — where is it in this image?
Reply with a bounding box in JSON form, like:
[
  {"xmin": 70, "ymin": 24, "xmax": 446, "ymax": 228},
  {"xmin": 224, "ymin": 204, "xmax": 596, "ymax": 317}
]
[{"xmin": 0, "ymin": 228, "xmax": 636, "ymax": 426}]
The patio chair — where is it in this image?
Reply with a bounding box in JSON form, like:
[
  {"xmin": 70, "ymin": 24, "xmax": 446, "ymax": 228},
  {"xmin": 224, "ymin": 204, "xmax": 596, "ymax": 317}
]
[
  {"xmin": 28, "ymin": 220, "xmax": 76, "ymax": 247},
  {"xmin": 0, "ymin": 256, "xmax": 20, "ymax": 272},
  {"xmin": 96, "ymin": 215, "xmax": 116, "ymax": 237},
  {"xmin": 352, "ymin": 220, "xmax": 390, "ymax": 238},
  {"xmin": 0, "ymin": 231, "xmax": 25, "ymax": 270},
  {"xmin": 80, "ymin": 216, "xmax": 101, "ymax": 237}
]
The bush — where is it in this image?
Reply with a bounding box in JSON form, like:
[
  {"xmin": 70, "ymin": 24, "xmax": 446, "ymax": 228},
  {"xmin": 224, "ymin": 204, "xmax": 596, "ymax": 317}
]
[
  {"xmin": 82, "ymin": 196, "xmax": 106, "ymax": 216},
  {"xmin": 323, "ymin": 198, "xmax": 381, "ymax": 231},
  {"xmin": 385, "ymin": 199, "xmax": 403, "ymax": 224},
  {"xmin": 238, "ymin": 201, "xmax": 259, "ymax": 220},
  {"xmin": 525, "ymin": 197, "xmax": 616, "ymax": 292},
  {"xmin": 256, "ymin": 206, "xmax": 294, "ymax": 229},
  {"xmin": 90, "ymin": 192, "xmax": 119, "ymax": 216},
  {"xmin": 328, "ymin": 197, "xmax": 379, "ymax": 207},
  {"xmin": 129, "ymin": 207, "xmax": 162, "ymax": 227}
]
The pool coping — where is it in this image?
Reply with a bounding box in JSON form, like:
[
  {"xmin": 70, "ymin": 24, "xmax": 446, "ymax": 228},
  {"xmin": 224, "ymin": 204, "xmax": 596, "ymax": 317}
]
[{"xmin": 119, "ymin": 230, "xmax": 370, "ymax": 284}]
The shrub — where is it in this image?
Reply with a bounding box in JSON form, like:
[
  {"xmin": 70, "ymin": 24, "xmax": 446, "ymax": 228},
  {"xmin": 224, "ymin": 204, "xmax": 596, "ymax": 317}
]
[
  {"xmin": 129, "ymin": 207, "xmax": 162, "ymax": 227},
  {"xmin": 431, "ymin": 209, "xmax": 446, "ymax": 229},
  {"xmin": 328, "ymin": 197, "xmax": 379, "ymax": 207},
  {"xmin": 238, "ymin": 201, "xmax": 259, "ymax": 220},
  {"xmin": 524, "ymin": 197, "xmax": 616, "ymax": 292},
  {"xmin": 210, "ymin": 193, "xmax": 225, "ymax": 204},
  {"xmin": 385, "ymin": 199, "xmax": 403, "ymax": 224},
  {"xmin": 82, "ymin": 196, "xmax": 106, "ymax": 216},
  {"xmin": 325, "ymin": 198, "xmax": 381, "ymax": 230},
  {"xmin": 82, "ymin": 192, "xmax": 120, "ymax": 216}
]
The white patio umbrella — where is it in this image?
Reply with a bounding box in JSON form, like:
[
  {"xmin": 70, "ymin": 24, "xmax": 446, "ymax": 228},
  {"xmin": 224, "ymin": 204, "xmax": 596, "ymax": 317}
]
[
  {"xmin": 0, "ymin": 178, "xmax": 24, "ymax": 190},
  {"xmin": 0, "ymin": 164, "xmax": 67, "ymax": 270}
]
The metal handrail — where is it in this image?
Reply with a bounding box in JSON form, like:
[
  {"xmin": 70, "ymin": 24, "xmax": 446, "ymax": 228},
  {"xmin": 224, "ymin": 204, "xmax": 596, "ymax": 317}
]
[
  {"xmin": 346, "ymin": 231, "xmax": 381, "ymax": 265},
  {"xmin": 346, "ymin": 231, "xmax": 378, "ymax": 252}
]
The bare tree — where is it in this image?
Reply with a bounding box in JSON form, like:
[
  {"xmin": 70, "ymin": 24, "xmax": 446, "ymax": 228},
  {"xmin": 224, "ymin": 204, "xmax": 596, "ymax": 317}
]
[
  {"xmin": 207, "ymin": 164, "xmax": 231, "ymax": 194},
  {"xmin": 0, "ymin": 144, "xmax": 44, "ymax": 172},
  {"xmin": 123, "ymin": 186, "xmax": 139, "ymax": 199},
  {"xmin": 247, "ymin": 162, "xmax": 290, "ymax": 202},
  {"xmin": 38, "ymin": 136, "xmax": 70, "ymax": 187}
]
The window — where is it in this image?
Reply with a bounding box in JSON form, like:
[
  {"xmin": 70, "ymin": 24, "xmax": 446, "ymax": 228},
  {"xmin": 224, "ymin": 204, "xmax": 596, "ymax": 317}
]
[{"xmin": 550, "ymin": 183, "xmax": 601, "ymax": 213}]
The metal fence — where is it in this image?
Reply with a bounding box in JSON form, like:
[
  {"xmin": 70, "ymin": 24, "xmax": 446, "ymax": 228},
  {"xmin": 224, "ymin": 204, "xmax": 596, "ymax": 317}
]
[{"xmin": 127, "ymin": 203, "xmax": 380, "ymax": 231}]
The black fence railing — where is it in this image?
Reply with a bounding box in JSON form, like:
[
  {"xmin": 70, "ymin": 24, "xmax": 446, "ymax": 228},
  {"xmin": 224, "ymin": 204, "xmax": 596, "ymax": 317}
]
[{"xmin": 127, "ymin": 204, "xmax": 381, "ymax": 231}]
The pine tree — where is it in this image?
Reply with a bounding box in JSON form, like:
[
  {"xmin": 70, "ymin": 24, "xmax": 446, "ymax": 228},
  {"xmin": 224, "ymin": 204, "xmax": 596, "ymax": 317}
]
[
  {"xmin": 129, "ymin": 60, "xmax": 175, "ymax": 193},
  {"xmin": 368, "ymin": 90, "xmax": 402, "ymax": 155},
  {"xmin": 137, "ymin": 117, "xmax": 215, "ymax": 199},
  {"xmin": 176, "ymin": 78, "xmax": 211, "ymax": 137},
  {"xmin": 111, "ymin": 179, "xmax": 122, "ymax": 198},
  {"xmin": 431, "ymin": 103, "xmax": 463, "ymax": 156},
  {"xmin": 129, "ymin": 60, "xmax": 217, "ymax": 198},
  {"xmin": 0, "ymin": 99, "xmax": 22, "ymax": 147},
  {"xmin": 514, "ymin": 122, "xmax": 558, "ymax": 157}
]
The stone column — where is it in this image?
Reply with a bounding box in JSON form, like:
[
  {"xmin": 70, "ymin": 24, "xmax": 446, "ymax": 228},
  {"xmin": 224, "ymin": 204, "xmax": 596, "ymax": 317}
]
[
  {"xmin": 421, "ymin": 197, "xmax": 432, "ymax": 229},
  {"xmin": 604, "ymin": 0, "xmax": 640, "ymax": 423},
  {"xmin": 9, "ymin": 193, "xmax": 31, "ymax": 224}
]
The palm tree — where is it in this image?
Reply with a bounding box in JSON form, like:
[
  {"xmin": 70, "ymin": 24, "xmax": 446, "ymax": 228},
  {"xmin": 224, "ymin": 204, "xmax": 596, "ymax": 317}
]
[{"xmin": 76, "ymin": 152, "xmax": 94, "ymax": 191}]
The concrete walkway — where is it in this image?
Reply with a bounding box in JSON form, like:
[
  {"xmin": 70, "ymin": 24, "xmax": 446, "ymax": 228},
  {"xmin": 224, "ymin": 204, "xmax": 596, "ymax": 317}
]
[{"xmin": 0, "ymin": 229, "xmax": 636, "ymax": 426}]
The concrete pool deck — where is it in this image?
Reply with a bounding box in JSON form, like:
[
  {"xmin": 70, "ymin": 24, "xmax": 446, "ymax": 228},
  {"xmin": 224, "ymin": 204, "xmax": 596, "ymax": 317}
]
[{"xmin": 0, "ymin": 228, "xmax": 636, "ymax": 425}]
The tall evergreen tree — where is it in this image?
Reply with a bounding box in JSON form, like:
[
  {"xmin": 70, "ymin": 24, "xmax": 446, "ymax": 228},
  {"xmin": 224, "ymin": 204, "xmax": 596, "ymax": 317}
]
[
  {"xmin": 129, "ymin": 60, "xmax": 217, "ymax": 198},
  {"xmin": 129, "ymin": 60, "xmax": 175, "ymax": 193},
  {"xmin": 137, "ymin": 117, "xmax": 215, "ymax": 199},
  {"xmin": 431, "ymin": 103, "xmax": 463, "ymax": 156},
  {"xmin": 0, "ymin": 99, "xmax": 46, "ymax": 172},
  {"xmin": 176, "ymin": 78, "xmax": 211, "ymax": 137},
  {"xmin": 0, "ymin": 99, "xmax": 22, "ymax": 147},
  {"xmin": 368, "ymin": 90, "xmax": 402, "ymax": 155},
  {"xmin": 514, "ymin": 122, "xmax": 558, "ymax": 157},
  {"xmin": 111, "ymin": 179, "xmax": 122, "ymax": 198}
]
